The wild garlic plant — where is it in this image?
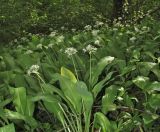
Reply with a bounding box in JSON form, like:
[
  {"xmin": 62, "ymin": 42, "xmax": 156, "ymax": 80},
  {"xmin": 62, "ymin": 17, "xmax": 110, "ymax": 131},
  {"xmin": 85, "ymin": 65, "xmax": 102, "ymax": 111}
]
[
  {"xmin": 27, "ymin": 64, "xmax": 45, "ymax": 92},
  {"xmin": 83, "ymin": 44, "xmax": 97, "ymax": 89},
  {"xmin": 65, "ymin": 47, "xmax": 79, "ymax": 80}
]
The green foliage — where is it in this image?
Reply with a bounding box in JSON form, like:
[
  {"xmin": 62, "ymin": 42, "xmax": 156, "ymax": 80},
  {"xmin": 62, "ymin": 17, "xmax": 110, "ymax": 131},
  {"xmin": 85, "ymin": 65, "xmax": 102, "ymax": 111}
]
[{"xmin": 0, "ymin": 14, "xmax": 160, "ymax": 131}]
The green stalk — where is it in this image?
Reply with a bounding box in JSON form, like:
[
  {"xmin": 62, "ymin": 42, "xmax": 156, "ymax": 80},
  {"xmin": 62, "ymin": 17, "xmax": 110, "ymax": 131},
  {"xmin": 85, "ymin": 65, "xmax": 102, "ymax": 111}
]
[
  {"xmin": 71, "ymin": 56, "xmax": 79, "ymax": 81},
  {"xmin": 89, "ymin": 53, "xmax": 92, "ymax": 90},
  {"xmin": 59, "ymin": 104, "xmax": 77, "ymax": 132},
  {"xmin": 36, "ymin": 73, "xmax": 45, "ymax": 93}
]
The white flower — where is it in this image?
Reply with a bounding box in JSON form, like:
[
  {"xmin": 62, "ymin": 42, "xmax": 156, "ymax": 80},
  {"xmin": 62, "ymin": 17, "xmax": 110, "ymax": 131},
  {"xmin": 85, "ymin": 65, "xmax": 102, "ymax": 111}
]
[
  {"xmin": 134, "ymin": 27, "xmax": 139, "ymax": 32},
  {"xmin": 14, "ymin": 39, "xmax": 18, "ymax": 43},
  {"xmin": 61, "ymin": 26, "xmax": 65, "ymax": 30},
  {"xmin": 17, "ymin": 45, "xmax": 23, "ymax": 49},
  {"xmin": 83, "ymin": 45, "xmax": 97, "ymax": 54},
  {"xmin": 25, "ymin": 50, "xmax": 33, "ymax": 54},
  {"xmin": 96, "ymin": 21, "xmax": 104, "ymax": 26},
  {"xmin": 119, "ymin": 33, "xmax": 123, "ymax": 36},
  {"xmin": 92, "ymin": 30, "xmax": 99, "ymax": 36},
  {"xmin": 36, "ymin": 44, "xmax": 43, "ymax": 49},
  {"xmin": 65, "ymin": 47, "xmax": 78, "ymax": 57},
  {"xmin": 105, "ymin": 56, "xmax": 114, "ymax": 62},
  {"xmin": 48, "ymin": 43, "xmax": 54, "ymax": 48},
  {"xmin": 57, "ymin": 35, "xmax": 64, "ymax": 43},
  {"xmin": 130, "ymin": 37, "xmax": 136, "ymax": 42},
  {"xmin": 21, "ymin": 37, "xmax": 26, "ymax": 41},
  {"xmin": 113, "ymin": 28, "xmax": 118, "ymax": 31},
  {"xmin": 49, "ymin": 28, "xmax": 53, "ymax": 31},
  {"xmin": 71, "ymin": 28, "xmax": 76, "ymax": 32},
  {"xmin": 84, "ymin": 25, "xmax": 92, "ymax": 31},
  {"xmin": 49, "ymin": 31, "xmax": 56, "ymax": 37},
  {"xmin": 27, "ymin": 65, "xmax": 40, "ymax": 75},
  {"xmin": 0, "ymin": 56, "xmax": 3, "ymax": 60},
  {"xmin": 94, "ymin": 40, "xmax": 100, "ymax": 46},
  {"xmin": 117, "ymin": 96, "xmax": 123, "ymax": 101}
]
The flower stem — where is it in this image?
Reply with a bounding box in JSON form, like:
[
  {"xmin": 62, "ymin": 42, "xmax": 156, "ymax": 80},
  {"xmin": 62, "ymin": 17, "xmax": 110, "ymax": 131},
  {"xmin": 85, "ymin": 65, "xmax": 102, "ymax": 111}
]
[
  {"xmin": 71, "ymin": 56, "xmax": 79, "ymax": 80},
  {"xmin": 89, "ymin": 53, "xmax": 92, "ymax": 90}
]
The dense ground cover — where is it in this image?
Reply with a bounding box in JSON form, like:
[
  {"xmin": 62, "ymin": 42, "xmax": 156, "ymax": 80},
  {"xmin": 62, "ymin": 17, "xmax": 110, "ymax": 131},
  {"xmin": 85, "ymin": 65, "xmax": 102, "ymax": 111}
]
[{"xmin": 0, "ymin": 17, "xmax": 160, "ymax": 131}]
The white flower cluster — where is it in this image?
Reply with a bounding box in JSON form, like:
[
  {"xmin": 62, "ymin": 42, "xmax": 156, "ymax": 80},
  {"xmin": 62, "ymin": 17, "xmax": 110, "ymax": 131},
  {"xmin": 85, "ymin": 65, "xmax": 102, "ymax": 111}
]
[
  {"xmin": 27, "ymin": 65, "xmax": 40, "ymax": 75},
  {"xmin": 25, "ymin": 50, "xmax": 33, "ymax": 54},
  {"xmin": 95, "ymin": 21, "xmax": 104, "ymax": 27},
  {"xmin": 48, "ymin": 43, "xmax": 54, "ymax": 48},
  {"xmin": 36, "ymin": 44, "xmax": 43, "ymax": 49},
  {"xmin": 17, "ymin": 45, "xmax": 23, "ymax": 49},
  {"xmin": 94, "ymin": 40, "xmax": 100, "ymax": 46},
  {"xmin": 0, "ymin": 56, "xmax": 3, "ymax": 60},
  {"xmin": 71, "ymin": 28, "xmax": 76, "ymax": 32},
  {"xmin": 56, "ymin": 35, "xmax": 64, "ymax": 43},
  {"xmin": 92, "ymin": 30, "xmax": 99, "ymax": 36},
  {"xmin": 65, "ymin": 47, "xmax": 78, "ymax": 57},
  {"xmin": 129, "ymin": 37, "xmax": 136, "ymax": 42},
  {"xmin": 49, "ymin": 31, "xmax": 56, "ymax": 37},
  {"xmin": 83, "ymin": 45, "xmax": 97, "ymax": 54},
  {"xmin": 84, "ymin": 25, "xmax": 92, "ymax": 31}
]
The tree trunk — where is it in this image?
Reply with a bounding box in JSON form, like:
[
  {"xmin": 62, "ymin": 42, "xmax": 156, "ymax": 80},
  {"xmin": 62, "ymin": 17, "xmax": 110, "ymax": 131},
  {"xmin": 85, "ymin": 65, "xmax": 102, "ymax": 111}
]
[{"xmin": 112, "ymin": 0, "xmax": 124, "ymax": 20}]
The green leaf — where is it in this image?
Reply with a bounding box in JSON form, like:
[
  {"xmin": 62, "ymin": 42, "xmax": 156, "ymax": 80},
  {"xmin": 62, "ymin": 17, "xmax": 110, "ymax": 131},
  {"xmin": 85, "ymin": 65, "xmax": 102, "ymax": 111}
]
[
  {"xmin": 92, "ymin": 72, "xmax": 115, "ymax": 98},
  {"xmin": 10, "ymin": 87, "xmax": 35, "ymax": 116},
  {"xmin": 91, "ymin": 56, "xmax": 114, "ymax": 86},
  {"xmin": 147, "ymin": 82, "xmax": 160, "ymax": 92},
  {"xmin": 75, "ymin": 81, "xmax": 93, "ymax": 131},
  {"xmin": 148, "ymin": 94, "xmax": 160, "ymax": 108},
  {"xmin": 102, "ymin": 85, "xmax": 118, "ymax": 114},
  {"xmin": 10, "ymin": 87, "xmax": 27, "ymax": 115},
  {"xmin": 137, "ymin": 62, "xmax": 157, "ymax": 76},
  {"xmin": 133, "ymin": 76, "xmax": 150, "ymax": 89},
  {"xmin": 93, "ymin": 112, "xmax": 111, "ymax": 132},
  {"xmin": 0, "ymin": 124, "xmax": 15, "ymax": 132},
  {"xmin": 61, "ymin": 67, "xmax": 77, "ymax": 83},
  {"xmin": 31, "ymin": 94, "xmax": 65, "ymax": 124},
  {"xmin": 4, "ymin": 109, "xmax": 37, "ymax": 128},
  {"xmin": 143, "ymin": 113, "xmax": 159, "ymax": 125}
]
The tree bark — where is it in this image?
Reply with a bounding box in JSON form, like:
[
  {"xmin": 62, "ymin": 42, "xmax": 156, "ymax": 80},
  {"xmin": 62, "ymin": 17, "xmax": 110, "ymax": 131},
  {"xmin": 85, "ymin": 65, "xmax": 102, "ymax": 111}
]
[{"xmin": 112, "ymin": 0, "xmax": 124, "ymax": 19}]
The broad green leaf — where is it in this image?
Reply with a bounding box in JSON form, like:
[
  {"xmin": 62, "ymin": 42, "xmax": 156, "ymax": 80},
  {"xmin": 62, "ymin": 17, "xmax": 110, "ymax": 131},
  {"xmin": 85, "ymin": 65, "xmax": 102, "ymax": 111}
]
[
  {"xmin": 4, "ymin": 109, "xmax": 37, "ymax": 128},
  {"xmin": 133, "ymin": 76, "xmax": 150, "ymax": 89},
  {"xmin": 10, "ymin": 87, "xmax": 35, "ymax": 116},
  {"xmin": 91, "ymin": 56, "xmax": 114, "ymax": 86},
  {"xmin": 61, "ymin": 67, "xmax": 77, "ymax": 83},
  {"xmin": 10, "ymin": 87, "xmax": 27, "ymax": 115},
  {"xmin": 102, "ymin": 85, "xmax": 118, "ymax": 114},
  {"xmin": 3, "ymin": 54, "xmax": 16, "ymax": 70},
  {"xmin": 16, "ymin": 54, "xmax": 36, "ymax": 70},
  {"xmin": 25, "ymin": 75, "xmax": 40, "ymax": 93},
  {"xmin": 143, "ymin": 113, "xmax": 159, "ymax": 125},
  {"xmin": 152, "ymin": 68, "xmax": 160, "ymax": 81},
  {"xmin": 93, "ymin": 112, "xmax": 111, "ymax": 132},
  {"xmin": 31, "ymin": 94, "xmax": 65, "ymax": 124},
  {"xmin": 0, "ymin": 71, "xmax": 15, "ymax": 84},
  {"xmin": 14, "ymin": 74, "xmax": 29, "ymax": 88},
  {"xmin": 0, "ymin": 124, "xmax": 15, "ymax": 132},
  {"xmin": 41, "ymin": 63, "xmax": 57, "ymax": 81},
  {"xmin": 59, "ymin": 76, "xmax": 81, "ymax": 113},
  {"xmin": 137, "ymin": 62, "xmax": 157, "ymax": 76},
  {"xmin": 75, "ymin": 81, "xmax": 93, "ymax": 131},
  {"xmin": 148, "ymin": 94, "xmax": 160, "ymax": 108},
  {"xmin": 147, "ymin": 81, "xmax": 160, "ymax": 92},
  {"xmin": 92, "ymin": 71, "xmax": 115, "ymax": 98},
  {"xmin": 0, "ymin": 98, "xmax": 13, "ymax": 108}
]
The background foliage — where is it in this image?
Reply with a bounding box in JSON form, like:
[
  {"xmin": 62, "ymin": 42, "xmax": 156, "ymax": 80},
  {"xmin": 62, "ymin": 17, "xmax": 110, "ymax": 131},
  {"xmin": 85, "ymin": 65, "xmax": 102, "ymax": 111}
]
[{"xmin": 0, "ymin": 0, "xmax": 160, "ymax": 132}]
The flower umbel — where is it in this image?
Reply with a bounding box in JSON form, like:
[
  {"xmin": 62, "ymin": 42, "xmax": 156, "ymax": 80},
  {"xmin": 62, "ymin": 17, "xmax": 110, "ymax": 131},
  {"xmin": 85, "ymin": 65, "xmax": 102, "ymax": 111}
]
[
  {"xmin": 27, "ymin": 65, "xmax": 40, "ymax": 75},
  {"xmin": 65, "ymin": 47, "xmax": 78, "ymax": 57},
  {"xmin": 25, "ymin": 50, "xmax": 33, "ymax": 54},
  {"xmin": 83, "ymin": 44, "xmax": 97, "ymax": 54}
]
